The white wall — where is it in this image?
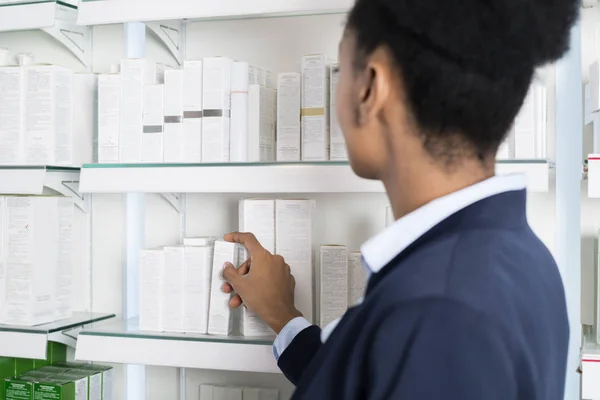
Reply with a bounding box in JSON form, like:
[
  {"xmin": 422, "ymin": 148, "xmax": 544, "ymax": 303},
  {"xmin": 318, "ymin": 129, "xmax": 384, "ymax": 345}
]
[{"xmin": 0, "ymin": 12, "xmax": 564, "ymax": 400}]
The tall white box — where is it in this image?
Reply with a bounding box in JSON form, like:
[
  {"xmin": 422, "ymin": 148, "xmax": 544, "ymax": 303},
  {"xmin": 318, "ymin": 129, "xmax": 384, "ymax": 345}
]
[
  {"xmin": 239, "ymin": 199, "xmax": 275, "ymax": 336},
  {"xmin": 329, "ymin": 63, "xmax": 347, "ymax": 161},
  {"xmin": 242, "ymin": 388, "xmax": 279, "ymax": 400},
  {"xmin": 0, "ymin": 66, "xmax": 25, "ymax": 164},
  {"xmin": 183, "ymin": 236, "xmax": 218, "ymax": 247},
  {"xmin": 163, "ymin": 246, "xmax": 185, "ymax": 332},
  {"xmin": 71, "ymin": 73, "xmax": 96, "ymax": 166},
  {"xmin": 275, "ymin": 199, "xmax": 313, "ymax": 322},
  {"xmin": 202, "ymin": 57, "xmax": 232, "ymax": 163},
  {"xmin": 183, "ymin": 60, "xmax": 203, "ymax": 163},
  {"xmin": 301, "ymin": 54, "xmax": 330, "ymax": 161},
  {"xmin": 200, "ymin": 385, "xmax": 243, "ymax": 400},
  {"xmin": 208, "ymin": 240, "xmax": 238, "ymax": 335},
  {"xmin": 119, "ymin": 59, "xmax": 163, "ymax": 163},
  {"xmin": 97, "ymin": 73, "xmax": 120, "ymax": 163},
  {"xmin": 276, "ymin": 73, "xmax": 301, "ymax": 161},
  {"xmin": 183, "ymin": 245, "xmax": 213, "ymax": 334},
  {"xmin": 56, "ymin": 197, "xmax": 74, "ymax": 321},
  {"xmin": 319, "ymin": 245, "xmax": 347, "ymax": 327},
  {"xmin": 230, "ymin": 61, "xmax": 250, "ymax": 162},
  {"xmin": 348, "ymin": 251, "xmax": 367, "ymax": 305},
  {"xmin": 139, "ymin": 248, "xmax": 164, "ymax": 331},
  {"xmin": 0, "ymin": 197, "xmax": 59, "ymax": 326},
  {"xmin": 24, "ymin": 65, "xmax": 74, "ymax": 166},
  {"xmin": 248, "ymin": 85, "xmax": 276, "ymax": 162},
  {"xmin": 514, "ymin": 81, "xmax": 547, "ymax": 159},
  {"xmin": 591, "ymin": 60, "xmax": 600, "ymax": 114},
  {"xmin": 163, "ymin": 69, "xmax": 184, "ymax": 163},
  {"xmin": 142, "ymin": 84, "xmax": 164, "ymax": 163}
]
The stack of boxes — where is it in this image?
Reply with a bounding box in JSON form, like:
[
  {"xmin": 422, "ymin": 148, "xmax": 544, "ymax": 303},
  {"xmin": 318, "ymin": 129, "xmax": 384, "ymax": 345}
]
[
  {"xmin": 0, "ymin": 53, "xmax": 96, "ymax": 166},
  {"xmin": 0, "ymin": 196, "xmax": 74, "ymax": 326},
  {"xmin": 199, "ymin": 384, "xmax": 278, "ymax": 400},
  {"xmin": 4, "ymin": 361, "xmax": 113, "ymax": 400},
  {"xmin": 138, "ymin": 198, "xmax": 314, "ymax": 337}
]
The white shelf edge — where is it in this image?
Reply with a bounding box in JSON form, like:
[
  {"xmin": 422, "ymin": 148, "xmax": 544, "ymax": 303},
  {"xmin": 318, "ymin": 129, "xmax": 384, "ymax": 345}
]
[
  {"xmin": 79, "ymin": 161, "xmax": 550, "ymax": 194},
  {"xmin": 76, "ymin": 333, "xmax": 280, "ymax": 373},
  {"xmin": 80, "ymin": 164, "xmax": 386, "ymax": 193},
  {"xmin": 76, "ymin": 0, "xmax": 352, "ymax": 25},
  {"xmin": 0, "ymin": 312, "xmax": 115, "ymax": 359}
]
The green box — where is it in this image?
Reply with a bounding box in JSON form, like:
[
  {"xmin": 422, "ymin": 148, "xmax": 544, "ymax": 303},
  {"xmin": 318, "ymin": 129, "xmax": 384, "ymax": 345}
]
[
  {"xmin": 55, "ymin": 373, "xmax": 88, "ymax": 400},
  {"xmin": 52, "ymin": 363, "xmax": 86, "ymax": 370},
  {"xmin": 76, "ymin": 365, "xmax": 112, "ymax": 400},
  {"xmin": 0, "ymin": 358, "xmax": 15, "ymax": 399},
  {"xmin": 33, "ymin": 377, "xmax": 85, "ymax": 400},
  {"xmin": 5, "ymin": 377, "xmax": 34, "ymax": 400},
  {"xmin": 37, "ymin": 366, "xmax": 72, "ymax": 375}
]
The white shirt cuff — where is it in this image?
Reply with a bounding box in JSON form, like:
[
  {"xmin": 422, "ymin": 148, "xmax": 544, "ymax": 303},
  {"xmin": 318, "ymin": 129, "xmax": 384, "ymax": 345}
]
[{"xmin": 272, "ymin": 317, "xmax": 312, "ymax": 360}]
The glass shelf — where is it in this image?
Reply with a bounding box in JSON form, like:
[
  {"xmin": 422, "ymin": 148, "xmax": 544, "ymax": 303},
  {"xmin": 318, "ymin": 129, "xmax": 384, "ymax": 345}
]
[
  {"xmin": 79, "ymin": 318, "xmax": 274, "ymax": 345},
  {"xmin": 82, "ymin": 159, "xmax": 551, "ymax": 169},
  {"xmin": 77, "ymin": 0, "xmax": 351, "ymax": 25},
  {"xmin": 0, "ymin": 165, "xmax": 80, "ymax": 172},
  {"xmin": 76, "ymin": 318, "xmax": 280, "ymax": 373},
  {"xmin": 80, "ymin": 159, "xmax": 551, "ymax": 194},
  {"xmin": 0, "ymin": 312, "xmax": 115, "ymax": 334},
  {"xmin": 0, "ymin": 313, "xmax": 115, "ymax": 360}
]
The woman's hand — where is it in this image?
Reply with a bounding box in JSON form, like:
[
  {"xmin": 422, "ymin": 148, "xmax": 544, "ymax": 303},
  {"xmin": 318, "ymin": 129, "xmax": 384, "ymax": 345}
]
[{"xmin": 221, "ymin": 232, "xmax": 302, "ymax": 334}]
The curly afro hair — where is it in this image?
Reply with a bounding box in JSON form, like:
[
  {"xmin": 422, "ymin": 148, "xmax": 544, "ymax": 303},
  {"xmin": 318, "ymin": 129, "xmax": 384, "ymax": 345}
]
[{"xmin": 346, "ymin": 0, "xmax": 579, "ymax": 162}]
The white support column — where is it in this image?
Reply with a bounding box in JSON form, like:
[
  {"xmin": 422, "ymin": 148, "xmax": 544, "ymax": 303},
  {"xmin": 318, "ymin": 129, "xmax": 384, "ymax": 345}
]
[
  {"xmin": 178, "ymin": 193, "xmax": 187, "ymax": 400},
  {"xmin": 123, "ymin": 21, "xmax": 147, "ymax": 400},
  {"xmin": 555, "ymin": 21, "xmax": 582, "ymax": 400}
]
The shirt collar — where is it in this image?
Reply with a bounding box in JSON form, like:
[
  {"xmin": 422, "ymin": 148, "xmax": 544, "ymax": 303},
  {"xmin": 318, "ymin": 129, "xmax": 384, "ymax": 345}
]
[{"xmin": 361, "ymin": 174, "xmax": 527, "ymax": 273}]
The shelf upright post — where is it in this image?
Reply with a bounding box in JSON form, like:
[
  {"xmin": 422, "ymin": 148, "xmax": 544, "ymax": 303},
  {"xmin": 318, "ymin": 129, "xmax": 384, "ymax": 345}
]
[
  {"xmin": 555, "ymin": 20, "xmax": 582, "ymax": 400},
  {"xmin": 178, "ymin": 193, "xmax": 187, "ymax": 400},
  {"xmin": 123, "ymin": 21, "xmax": 147, "ymax": 400}
]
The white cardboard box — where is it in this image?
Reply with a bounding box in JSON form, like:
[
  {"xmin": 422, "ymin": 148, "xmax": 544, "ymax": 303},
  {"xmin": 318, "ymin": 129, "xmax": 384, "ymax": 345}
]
[
  {"xmin": 24, "ymin": 65, "xmax": 74, "ymax": 166},
  {"xmin": 202, "ymin": 57, "xmax": 232, "ymax": 163},
  {"xmin": 0, "ymin": 66, "xmax": 25, "ymax": 164},
  {"xmin": 514, "ymin": 81, "xmax": 547, "ymax": 159},
  {"xmin": 230, "ymin": 61, "xmax": 250, "ymax": 162},
  {"xmin": 301, "ymin": 54, "xmax": 330, "ymax": 161},
  {"xmin": 56, "ymin": 197, "xmax": 74, "ymax": 321},
  {"xmin": 72, "ymin": 73, "xmax": 97, "ymax": 167},
  {"xmin": 276, "ymin": 73, "xmax": 301, "ymax": 161},
  {"xmin": 139, "ymin": 248, "xmax": 165, "ymax": 331},
  {"xmin": 119, "ymin": 59, "xmax": 163, "ymax": 163},
  {"xmin": 319, "ymin": 245, "xmax": 347, "ymax": 327},
  {"xmin": 329, "ymin": 63, "xmax": 347, "ymax": 161},
  {"xmin": 97, "ymin": 73, "xmax": 120, "ymax": 163},
  {"xmin": 183, "ymin": 60, "xmax": 203, "ymax": 163},
  {"xmin": 163, "ymin": 69, "xmax": 185, "ymax": 163},
  {"xmin": 0, "ymin": 196, "xmax": 59, "ymax": 326},
  {"xmin": 242, "ymin": 387, "xmax": 279, "ymax": 400},
  {"xmin": 208, "ymin": 240, "xmax": 238, "ymax": 335},
  {"xmin": 183, "ymin": 245, "xmax": 213, "ymax": 334},
  {"xmin": 248, "ymin": 85, "xmax": 276, "ymax": 162},
  {"xmin": 239, "ymin": 199, "xmax": 276, "ymax": 336},
  {"xmin": 348, "ymin": 251, "xmax": 367, "ymax": 305},
  {"xmin": 163, "ymin": 246, "xmax": 185, "ymax": 332},
  {"xmin": 142, "ymin": 84, "xmax": 164, "ymax": 163},
  {"xmin": 275, "ymin": 199, "xmax": 314, "ymax": 322}
]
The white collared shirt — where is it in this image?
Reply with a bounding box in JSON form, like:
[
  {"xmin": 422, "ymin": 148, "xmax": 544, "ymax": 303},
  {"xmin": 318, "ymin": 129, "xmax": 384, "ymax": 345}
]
[{"xmin": 273, "ymin": 174, "xmax": 527, "ymax": 359}]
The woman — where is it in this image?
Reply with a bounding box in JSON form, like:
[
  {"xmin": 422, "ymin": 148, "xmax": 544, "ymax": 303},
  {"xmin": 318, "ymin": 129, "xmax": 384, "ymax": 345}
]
[{"xmin": 222, "ymin": 0, "xmax": 578, "ymax": 398}]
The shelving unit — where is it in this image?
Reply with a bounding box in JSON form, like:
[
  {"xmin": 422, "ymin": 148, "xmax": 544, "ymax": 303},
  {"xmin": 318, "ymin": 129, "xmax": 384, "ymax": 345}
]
[
  {"xmin": 0, "ymin": 312, "xmax": 114, "ymax": 360},
  {"xmin": 76, "ymin": 0, "xmax": 353, "ymax": 25},
  {"xmin": 0, "ymin": 166, "xmax": 86, "ymax": 211},
  {"xmin": 76, "ymin": 318, "xmax": 279, "ymax": 374},
  {"xmin": 79, "ymin": 160, "xmax": 551, "ymax": 194},
  {"xmin": 0, "ymin": 0, "xmax": 92, "ymax": 67}
]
